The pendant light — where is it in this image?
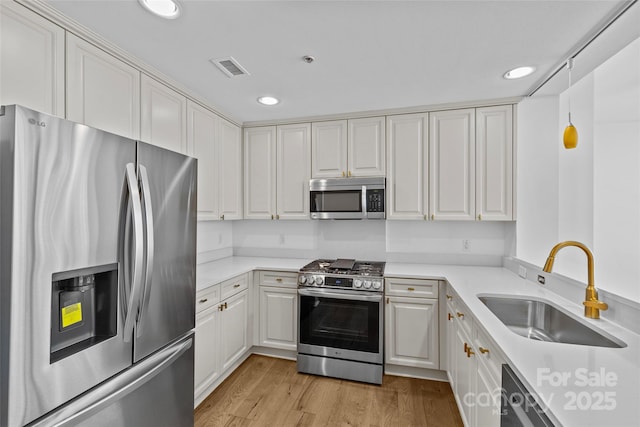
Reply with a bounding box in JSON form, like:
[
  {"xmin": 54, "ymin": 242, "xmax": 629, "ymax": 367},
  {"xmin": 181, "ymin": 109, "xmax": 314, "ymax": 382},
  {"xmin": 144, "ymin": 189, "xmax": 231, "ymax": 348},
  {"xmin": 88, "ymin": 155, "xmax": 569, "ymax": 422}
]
[{"xmin": 563, "ymin": 58, "xmax": 578, "ymax": 149}]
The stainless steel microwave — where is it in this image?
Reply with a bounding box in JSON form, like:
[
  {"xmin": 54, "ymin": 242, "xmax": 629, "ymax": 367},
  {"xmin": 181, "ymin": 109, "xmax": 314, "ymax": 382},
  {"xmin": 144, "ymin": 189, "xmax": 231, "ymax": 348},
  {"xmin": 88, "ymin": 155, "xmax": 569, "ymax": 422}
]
[{"xmin": 309, "ymin": 177, "xmax": 385, "ymax": 220}]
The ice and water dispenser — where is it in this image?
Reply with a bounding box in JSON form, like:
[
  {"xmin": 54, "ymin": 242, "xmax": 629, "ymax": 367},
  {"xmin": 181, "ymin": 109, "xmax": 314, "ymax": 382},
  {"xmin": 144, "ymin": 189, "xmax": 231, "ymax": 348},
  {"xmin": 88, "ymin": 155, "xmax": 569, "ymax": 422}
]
[{"xmin": 50, "ymin": 263, "xmax": 118, "ymax": 363}]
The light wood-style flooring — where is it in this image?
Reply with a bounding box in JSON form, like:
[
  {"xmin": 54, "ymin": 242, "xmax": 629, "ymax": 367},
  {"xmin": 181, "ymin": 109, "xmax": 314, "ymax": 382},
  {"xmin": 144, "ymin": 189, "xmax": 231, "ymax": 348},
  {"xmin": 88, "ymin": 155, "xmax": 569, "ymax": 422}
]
[{"xmin": 195, "ymin": 355, "xmax": 464, "ymax": 427}]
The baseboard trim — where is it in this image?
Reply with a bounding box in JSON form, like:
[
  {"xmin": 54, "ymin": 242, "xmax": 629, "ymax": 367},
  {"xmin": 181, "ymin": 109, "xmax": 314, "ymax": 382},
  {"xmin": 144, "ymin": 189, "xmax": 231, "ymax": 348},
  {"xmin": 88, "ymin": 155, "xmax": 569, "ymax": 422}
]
[{"xmin": 384, "ymin": 364, "xmax": 449, "ymax": 382}]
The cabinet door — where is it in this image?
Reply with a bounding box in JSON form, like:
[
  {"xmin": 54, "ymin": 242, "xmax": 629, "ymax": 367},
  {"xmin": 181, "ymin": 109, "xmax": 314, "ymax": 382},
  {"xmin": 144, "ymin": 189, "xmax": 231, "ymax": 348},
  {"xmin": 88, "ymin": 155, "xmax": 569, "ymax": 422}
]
[
  {"xmin": 446, "ymin": 303, "xmax": 457, "ymax": 387},
  {"xmin": 311, "ymin": 120, "xmax": 347, "ymax": 178},
  {"xmin": 476, "ymin": 359, "xmax": 501, "ymax": 427},
  {"xmin": 194, "ymin": 306, "xmax": 220, "ymax": 398},
  {"xmin": 277, "ymin": 123, "xmax": 311, "ymax": 219},
  {"xmin": 385, "ymin": 296, "xmax": 439, "ymax": 369},
  {"xmin": 0, "ymin": 1, "xmax": 64, "ymax": 116},
  {"xmin": 220, "ymin": 290, "xmax": 249, "ymax": 371},
  {"xmin": 259, "ymin": 286, "xmax": 298, "ymax": 350},
  {"xmin": 187, "ymin": 101, "xmax": 218, "ymax": 220},
  {"xmin": 66, "ymin": 33, "xmax": 140, "ymax": 139},
  {"xmin": 455, "ymin": 323, "xmax": 475, "ymax": 426},
  {"xmin": 219, "ymin": 118, "xmax": 243, "ymax": 220},
  {"xmin": 429, "ymin": 109, "xmax": 476, "ymax": 220},
  {"xmin": 141, "ymin": 74, "xmax": 187, "ymax": 153},
  {"xmin": 476, "ymin": 105, "xmax": 513, "ymax": 221},
  {"xmin": 348, "ymin": 116, "xmax": 385, "ymax": 177},
  {"xmin": 386, "ymin": 113, "xmax": 428, "ymax": 219},
  {"xmin": 244, "ymin": 126, "xmax": 277, "ymax": 219}
]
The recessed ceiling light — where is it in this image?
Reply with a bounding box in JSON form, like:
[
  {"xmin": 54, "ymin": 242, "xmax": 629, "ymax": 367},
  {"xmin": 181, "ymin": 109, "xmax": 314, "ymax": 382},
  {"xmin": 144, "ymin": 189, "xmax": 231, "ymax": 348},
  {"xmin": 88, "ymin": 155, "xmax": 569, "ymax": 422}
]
[
  {"xmin": 139, "ymin": 0, "xmax": 181, "ymax": 19},
  {"xmin": 503, "ymin": 66, "xmax": 536, "ymax": 79},
  {"xmin": 257, "ymin": 96, "xmax": 279, "ymax": 106}
]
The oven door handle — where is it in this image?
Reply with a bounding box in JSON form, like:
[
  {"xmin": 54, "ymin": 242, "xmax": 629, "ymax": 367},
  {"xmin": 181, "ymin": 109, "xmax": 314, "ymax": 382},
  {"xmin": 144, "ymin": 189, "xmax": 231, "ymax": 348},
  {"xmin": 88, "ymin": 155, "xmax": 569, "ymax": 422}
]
[{"xmin": 298, "ymin": 288, "xmax": 383, "ymax": 302}]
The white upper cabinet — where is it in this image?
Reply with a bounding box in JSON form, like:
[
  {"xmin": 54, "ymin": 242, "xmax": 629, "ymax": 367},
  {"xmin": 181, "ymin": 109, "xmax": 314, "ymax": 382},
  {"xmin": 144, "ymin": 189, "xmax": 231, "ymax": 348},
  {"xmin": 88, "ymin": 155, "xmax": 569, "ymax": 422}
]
[
  {"xmin": 386, "ymin": 113, "xmax": 429, "ymax": 220},
  {"xmin": 429, "ymin": 109, "xmax": 476, "ymax": 221},
  {"xmin": 276, "ymin": 123, "xmax": 311, "ymax": 219},
  {"xmin": 187, "ymin": 101, "xmax": 219, "ymax": 220},
  {"xmin": 476, "ymin": 105, "xmax": 513, "ymax": 221},
  {"xmin": 244, "ymin": 126, "xmax": 277, "ymax": 219},
  {"xmin": 311, "ymin": 117, "xmax": 385, "ymax": 178},
  {"xmin": 348, "ymin": 116, "xmax": 386, "ymax": 177},
  {"xmin": 141, "ymin": 74, "xmax": 187, "ymax": 153},
  {"xmin": 0, "ymin": 1, "xmax": 64, "ymax": 116},
  {"xmin": 187, "ymin": 102, "xmax": 243, "ymax": 221},
  {"xmin": 66, "ymin": 33, "xmax": 140, "ymax": 140},
  {"xmin": 311, "ymin": 120, "xmax": 348, "ymax": 178},
  {"xmin": 218, "ymin": 118, "xmax": 243, "ymax": 220}
]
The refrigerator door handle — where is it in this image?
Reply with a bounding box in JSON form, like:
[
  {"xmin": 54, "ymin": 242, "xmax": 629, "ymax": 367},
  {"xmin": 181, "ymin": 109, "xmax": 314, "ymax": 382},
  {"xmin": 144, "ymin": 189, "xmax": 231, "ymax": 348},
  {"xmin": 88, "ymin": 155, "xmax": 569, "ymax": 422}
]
[
  {"xmin": 136, "ymin": 164, "xmax": 155, "ymax": 336},
  {"xmin": 120, "ymin": 163, "xmax": 145, "ymax": 343},
  {"xmin": 28, "ymin": 336, "xmax": 193, "ymax": 427}
]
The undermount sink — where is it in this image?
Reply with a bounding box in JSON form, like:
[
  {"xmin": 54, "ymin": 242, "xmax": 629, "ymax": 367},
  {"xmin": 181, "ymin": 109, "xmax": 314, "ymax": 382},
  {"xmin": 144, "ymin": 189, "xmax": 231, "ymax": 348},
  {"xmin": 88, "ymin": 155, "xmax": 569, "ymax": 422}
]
[{"xmin": 478, "ymin": 295, "xmax": 626, "ymax": 348}]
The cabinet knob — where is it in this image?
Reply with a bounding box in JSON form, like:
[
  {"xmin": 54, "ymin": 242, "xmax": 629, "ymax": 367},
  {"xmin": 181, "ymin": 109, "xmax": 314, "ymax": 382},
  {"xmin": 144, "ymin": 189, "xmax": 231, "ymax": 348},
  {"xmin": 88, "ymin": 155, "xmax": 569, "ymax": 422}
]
[
  {"xmin": 407, "ymin": 287, "xmax": 415, "ymax": 291},
  {"xmin": 448, "ymin": 313, "xmax": 453, "ymax": 321},
  {"xmin": 467, "ymin": 347, "xmax": 475, "ymax": 358},
  {"xmin": 386, "ymin": 297, "xmax": 389, "ymax": 304},
  {"xmin": 424, "ymin": 214, "xmax": 427, "ymax": 220},
  {"xmin": 271, "ymin": 214, "xmax": 274, "ymax": 220},
  {"xmin": 224, "ymin": 302, "xmax": 228, "ymax": 309},
  {"xmin": 342, "ymin": 171, "xmax": 346, "ymax": 177},
  {"xmin": 431, "ymin": 214, "xmax": 435, "ymax": 220},
  {"xmin": 276, "ymin": 214, "xmax": 280, "ymax": 220},
  {"xmin": 233, "ymin": 283, "xmax": 240, "ymax": 288},
  {"xmin": 199, "ymin": 298, "xmax": 208, "ymax": 304},
  {"xmin": 348, "ymin": 170, "xmax": 352, "ymax": 177},
  {"xmin": 456, "ymin": 312, "xmax": 464, "ymax": 318},
  {"xmin": 477, "ymin": 214, "xmax": 482, "ymax": 221},
  {"xmin": 220, "ymin": 214, "xmax": 225, "ymax": 220},
  {"xmin": 218, "ymin": 304, "xmax": 224, "ymax": 311},
  {"xmin": 446, "ymin": 294, "xmax": 453, "ymax": 300},
  {"xmin": 479, "ymin": 347, "xmax": 490, "ymax": 355},
  {"xmin": 463, "ymin": 342, "xmax": 469, "ymax": 353},
  {"xmin": 276, "ymin": 278, "xmax": 283, "ymax": 282}
]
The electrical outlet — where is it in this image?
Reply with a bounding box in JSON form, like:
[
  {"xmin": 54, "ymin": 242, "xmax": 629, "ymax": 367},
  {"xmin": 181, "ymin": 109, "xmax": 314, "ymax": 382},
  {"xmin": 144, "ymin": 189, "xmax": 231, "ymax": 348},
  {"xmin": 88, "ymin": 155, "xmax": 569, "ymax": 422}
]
[
  {"xmin": 462, "ymin": 239, "xmax": 471, "ymax": 252},
  {"xmin": 537, "ymin": 275, "xmax": 546, "ymax": 285},
  {"xmin": 279, "ymin": 234, "xmax": 285, "ymax": 245},
  {"xmin": 518, "ymin": 266, "xmax": 527, "ymax": 278}
]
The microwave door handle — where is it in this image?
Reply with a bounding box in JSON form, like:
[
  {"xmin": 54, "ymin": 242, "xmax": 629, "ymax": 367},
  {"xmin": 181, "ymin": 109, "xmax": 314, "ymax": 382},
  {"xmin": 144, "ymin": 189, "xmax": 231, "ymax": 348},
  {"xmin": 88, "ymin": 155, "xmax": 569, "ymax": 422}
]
[
  {"xmin": 121, "ymin": 163, "xmax": 144, "ymax": 343},
  {"xmin": 361, "ymin": 185, "xmax": 367, "ymax": 218}
]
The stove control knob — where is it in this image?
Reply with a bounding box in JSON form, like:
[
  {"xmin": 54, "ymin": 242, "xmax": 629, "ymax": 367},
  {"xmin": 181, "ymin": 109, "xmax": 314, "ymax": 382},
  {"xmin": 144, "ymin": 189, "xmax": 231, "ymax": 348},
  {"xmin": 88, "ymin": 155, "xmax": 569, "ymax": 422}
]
[
  {"xmin": 353, "ymin": 279, "xmax": 363, "ymax": 288},
  {"xmin": 372, "ymin": 280, "xmax": 382, "ymax": 290},
  {"xmin": 363, "ymin": 280, "xmax": 372, "ymax": 289},
  {"xmin": 298, "ymin": 275, "xmax": 307, "ymax": 284},
  {"xmin": 315, "ymin": 276, "xmax": 324, "ymax": 286},
  {"xmin": 308, "ymin": 276, "xmax": 315, "ymax": 285}
]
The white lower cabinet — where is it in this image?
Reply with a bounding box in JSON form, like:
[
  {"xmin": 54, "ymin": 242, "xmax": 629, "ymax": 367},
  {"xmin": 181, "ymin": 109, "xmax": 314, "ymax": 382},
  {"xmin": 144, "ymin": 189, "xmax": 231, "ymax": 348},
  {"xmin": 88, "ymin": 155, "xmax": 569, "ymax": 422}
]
[
  {"xmin": 194, "ymin": 273, "xmax": 250, "ymax": 406},
  {"xmin": 446, "ymin": 284, "xmax": 504, "ymax": 427},
  {"xmin": 257, "ymin": 271, "xmax": 298, "ymax": 351},
  {"xmin": 385, "ymin": 278, "xmax": 439, "ymax": 369}
]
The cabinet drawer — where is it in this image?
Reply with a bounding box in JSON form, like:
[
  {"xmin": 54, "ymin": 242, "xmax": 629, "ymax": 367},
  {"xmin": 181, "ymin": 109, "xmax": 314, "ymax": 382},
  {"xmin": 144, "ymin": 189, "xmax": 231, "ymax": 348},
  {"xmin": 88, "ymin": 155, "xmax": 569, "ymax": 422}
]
[
  {"xmin": 385, "ymin": 277, "xmax": 439, "ymax": 298},
  {"xmin": 474, "ymin": 325, "xmax": 505, "ymax": 382},
  {"xmin": 453, "ymin": 298, "xmax": 473, "ymax": 337},
  {"xmin": 195, "ymin": 285, "xmax": 220, "ymax": 314},
  {"xmin": 220, "ymin": 273, "xmax": 248, "ymax": 301},
  {"xmin": 259, "ymin": 271, "xmax": 298, "ymax": 288}
]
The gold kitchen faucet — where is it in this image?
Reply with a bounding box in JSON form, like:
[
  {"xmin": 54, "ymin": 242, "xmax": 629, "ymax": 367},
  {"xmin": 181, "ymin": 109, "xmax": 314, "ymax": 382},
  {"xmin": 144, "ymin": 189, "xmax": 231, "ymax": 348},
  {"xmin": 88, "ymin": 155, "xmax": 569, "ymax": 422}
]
[{"xmin": 542, "ymin": 241, "xmax": 608, "ymax": 319}]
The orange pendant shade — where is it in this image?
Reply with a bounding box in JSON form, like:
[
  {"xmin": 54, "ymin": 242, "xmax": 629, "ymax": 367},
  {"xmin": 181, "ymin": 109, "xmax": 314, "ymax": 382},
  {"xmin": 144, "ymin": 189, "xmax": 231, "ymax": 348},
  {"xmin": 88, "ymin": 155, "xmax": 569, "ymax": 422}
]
[{"xmin": 563, "ymin": 123, "xmax": 578, "ymax": 149}]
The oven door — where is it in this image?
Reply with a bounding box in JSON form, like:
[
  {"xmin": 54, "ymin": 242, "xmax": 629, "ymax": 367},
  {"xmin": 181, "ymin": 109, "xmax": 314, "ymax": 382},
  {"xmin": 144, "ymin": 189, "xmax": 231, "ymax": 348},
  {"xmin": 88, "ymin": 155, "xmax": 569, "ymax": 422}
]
[{"xmin": 298, "ymin": 288, "xmax": 383, "ymax": 364}]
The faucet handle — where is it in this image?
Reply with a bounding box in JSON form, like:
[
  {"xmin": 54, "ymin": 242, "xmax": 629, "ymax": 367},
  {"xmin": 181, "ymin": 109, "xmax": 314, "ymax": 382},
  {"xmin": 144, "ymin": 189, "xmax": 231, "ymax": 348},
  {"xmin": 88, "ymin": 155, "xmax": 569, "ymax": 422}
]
[{"xmin": 583, "ymin": 300, "xmax": 608, "ymax": 310}]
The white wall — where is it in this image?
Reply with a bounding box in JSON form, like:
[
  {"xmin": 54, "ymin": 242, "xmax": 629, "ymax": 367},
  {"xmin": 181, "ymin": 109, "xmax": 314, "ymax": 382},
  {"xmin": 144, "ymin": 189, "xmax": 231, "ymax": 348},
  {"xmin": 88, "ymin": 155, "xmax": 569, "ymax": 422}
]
[
  {"xmin": 196, "ymin": 221, "xmax": 233, "ymax": 263},
  {"xmin": 231, "ymin": 219, "xmax": 510, "ymax": 265},
  {"xmin": 517, "ymin": 37, "xmax": 640, "ymax": 302}
]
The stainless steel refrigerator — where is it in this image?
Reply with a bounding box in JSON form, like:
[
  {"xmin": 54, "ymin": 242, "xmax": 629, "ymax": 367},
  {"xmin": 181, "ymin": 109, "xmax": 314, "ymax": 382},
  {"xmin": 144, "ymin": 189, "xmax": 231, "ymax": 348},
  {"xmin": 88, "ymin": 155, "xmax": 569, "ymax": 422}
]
[{"xmin": 0, "ymin": 105, "xmax": 197, "ymax": 426}]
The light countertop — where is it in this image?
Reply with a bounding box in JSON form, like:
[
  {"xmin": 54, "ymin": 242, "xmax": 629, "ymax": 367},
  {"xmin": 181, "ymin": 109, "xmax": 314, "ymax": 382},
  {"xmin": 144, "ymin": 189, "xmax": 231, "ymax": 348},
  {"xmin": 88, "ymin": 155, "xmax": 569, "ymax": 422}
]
[{"xmin": 197, "ymin": 257, "xmax": 640, "ymax": 426}]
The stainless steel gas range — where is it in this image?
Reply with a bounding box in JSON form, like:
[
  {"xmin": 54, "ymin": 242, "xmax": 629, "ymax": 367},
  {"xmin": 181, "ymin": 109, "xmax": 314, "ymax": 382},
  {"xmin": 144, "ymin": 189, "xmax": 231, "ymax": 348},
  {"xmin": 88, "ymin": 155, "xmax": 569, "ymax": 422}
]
[{"xmin": 297, "ymin": 259, "xmax": 385, "ymax": 384}]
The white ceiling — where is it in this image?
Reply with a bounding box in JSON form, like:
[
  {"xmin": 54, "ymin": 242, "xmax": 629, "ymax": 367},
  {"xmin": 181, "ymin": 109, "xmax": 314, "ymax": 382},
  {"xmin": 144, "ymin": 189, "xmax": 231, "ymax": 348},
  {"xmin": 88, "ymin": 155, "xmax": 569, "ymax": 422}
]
[{"xmin": 45, "ymin": 0, "xmax": 637, "ymax": 124}]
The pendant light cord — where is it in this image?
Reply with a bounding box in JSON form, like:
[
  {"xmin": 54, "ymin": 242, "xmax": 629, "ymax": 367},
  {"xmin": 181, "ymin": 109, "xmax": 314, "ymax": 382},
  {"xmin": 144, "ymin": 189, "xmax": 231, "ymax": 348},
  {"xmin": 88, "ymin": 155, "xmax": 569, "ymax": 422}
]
[{"xmin": 567, "ymin": 58, "xmax": 574, "ymax": 124}]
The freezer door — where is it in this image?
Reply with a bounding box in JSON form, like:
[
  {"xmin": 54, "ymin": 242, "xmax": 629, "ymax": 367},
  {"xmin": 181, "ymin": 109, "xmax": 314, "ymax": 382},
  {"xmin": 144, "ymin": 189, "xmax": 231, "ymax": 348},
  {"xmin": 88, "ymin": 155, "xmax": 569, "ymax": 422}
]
[
  {"xmin": 28, "ymin": 334, "xmax": 194, "ymax": 427},
  {"xmin": 0, "ymin": 106, "xmax": 136, "ymax": 426},
  {"xmin": 134, "ymin": 141, "xmax": 196, "ymax": 362}
]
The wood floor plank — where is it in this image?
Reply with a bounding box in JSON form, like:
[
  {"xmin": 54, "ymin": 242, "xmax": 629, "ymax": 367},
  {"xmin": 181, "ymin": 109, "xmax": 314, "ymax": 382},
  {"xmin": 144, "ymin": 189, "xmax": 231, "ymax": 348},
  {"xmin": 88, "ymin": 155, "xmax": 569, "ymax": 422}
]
[{"xmin": 195, "ymin": 355, "xmax": 464, "ymax": 427}]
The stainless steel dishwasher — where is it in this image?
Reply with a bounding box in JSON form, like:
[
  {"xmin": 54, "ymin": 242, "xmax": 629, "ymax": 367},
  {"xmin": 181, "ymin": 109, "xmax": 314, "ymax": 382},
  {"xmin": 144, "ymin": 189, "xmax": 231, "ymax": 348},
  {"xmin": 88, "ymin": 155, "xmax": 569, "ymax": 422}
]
[{"xmin": 501, "ymin": 365, "xmax": 555, "ymax": 426}]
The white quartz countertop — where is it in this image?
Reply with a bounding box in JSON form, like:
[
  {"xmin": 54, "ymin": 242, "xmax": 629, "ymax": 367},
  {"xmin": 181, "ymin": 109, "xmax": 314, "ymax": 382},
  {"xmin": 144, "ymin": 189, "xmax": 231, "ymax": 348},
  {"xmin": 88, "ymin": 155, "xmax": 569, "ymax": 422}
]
[
  {"xmin": 196, "ymin": 256, "xmax": 313, "ymax": 291},
  {"xmin": 197, "ymin": 257, "xmax": 640, "ymax": 426}
]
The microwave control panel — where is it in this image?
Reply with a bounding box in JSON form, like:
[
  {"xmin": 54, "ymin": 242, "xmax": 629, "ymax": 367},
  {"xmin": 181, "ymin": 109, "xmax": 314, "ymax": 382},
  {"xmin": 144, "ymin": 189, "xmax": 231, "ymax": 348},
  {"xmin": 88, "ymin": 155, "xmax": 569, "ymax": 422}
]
[{"xmin": 366, "ymin": 189, "xmax": 385, "ymax": 213}]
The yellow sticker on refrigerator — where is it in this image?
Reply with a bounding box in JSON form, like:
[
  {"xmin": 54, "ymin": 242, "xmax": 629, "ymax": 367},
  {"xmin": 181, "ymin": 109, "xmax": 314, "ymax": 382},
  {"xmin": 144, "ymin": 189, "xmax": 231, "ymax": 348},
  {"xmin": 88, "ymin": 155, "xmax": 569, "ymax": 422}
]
[{"xmin": 61, "ymin": 302, "xmax": 82, "ymax": 328}]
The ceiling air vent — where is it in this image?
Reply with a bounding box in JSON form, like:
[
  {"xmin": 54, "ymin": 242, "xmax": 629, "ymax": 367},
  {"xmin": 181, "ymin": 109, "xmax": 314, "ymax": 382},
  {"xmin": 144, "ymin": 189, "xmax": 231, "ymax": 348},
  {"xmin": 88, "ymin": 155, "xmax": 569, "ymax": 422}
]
[{"xmin": 211, "ymin": 57, "xmax": 250, "ymax": 78}]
